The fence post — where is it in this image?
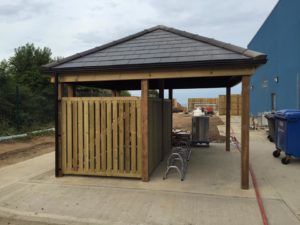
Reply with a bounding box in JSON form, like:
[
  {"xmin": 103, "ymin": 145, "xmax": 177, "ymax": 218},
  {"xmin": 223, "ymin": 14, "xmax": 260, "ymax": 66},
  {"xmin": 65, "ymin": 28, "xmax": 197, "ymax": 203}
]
[{"xmin": 141, "ymin": 79, "xmax": 149, "ymax": 181}]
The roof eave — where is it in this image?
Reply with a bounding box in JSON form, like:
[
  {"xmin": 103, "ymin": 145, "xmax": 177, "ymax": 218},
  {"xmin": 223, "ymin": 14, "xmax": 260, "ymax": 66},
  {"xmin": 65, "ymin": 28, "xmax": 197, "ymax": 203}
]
[{"xmin": 41, "ymin": 57, "xmax": 267, "ymax": 74}]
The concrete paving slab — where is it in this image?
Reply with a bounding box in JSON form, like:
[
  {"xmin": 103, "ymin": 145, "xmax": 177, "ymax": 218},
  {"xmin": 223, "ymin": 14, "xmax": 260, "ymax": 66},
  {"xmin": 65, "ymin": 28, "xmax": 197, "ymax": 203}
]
[
  {"xmin": 0, "ymin": 125, "xmax": 300, "ymax": 224},
  {"xmin": 27, "ymin": 144, "xmax": 255, "ymax": 199},
  {"xmin": 221, "ymin": 115, "xmax": 300, "ymax": 223},
  {"xmin": 0, "ymin": 181, "xmax": 263, "ymax": 225}
]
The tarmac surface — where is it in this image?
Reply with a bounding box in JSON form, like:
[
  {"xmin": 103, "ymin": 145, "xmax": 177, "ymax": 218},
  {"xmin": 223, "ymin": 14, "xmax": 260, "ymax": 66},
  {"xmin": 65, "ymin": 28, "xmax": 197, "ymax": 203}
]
[{"xmin": 0, "ymin": 116, "xmax": 299, "ymax": 225}]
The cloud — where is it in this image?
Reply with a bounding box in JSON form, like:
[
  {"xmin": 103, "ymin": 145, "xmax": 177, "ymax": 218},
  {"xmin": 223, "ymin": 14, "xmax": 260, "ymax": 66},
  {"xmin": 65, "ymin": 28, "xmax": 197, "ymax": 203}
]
[
  {"xmin": 0, "ymin": 0, "xmax": 278, "ymax": 102},
  {"xmin": 0, "ymin": 0, "xmax": 50, "ymax": 22}
]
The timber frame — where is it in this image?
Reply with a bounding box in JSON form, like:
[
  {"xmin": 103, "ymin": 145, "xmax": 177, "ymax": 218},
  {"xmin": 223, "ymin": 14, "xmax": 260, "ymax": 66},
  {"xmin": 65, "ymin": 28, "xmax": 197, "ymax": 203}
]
[{"xmin": 44, "ymin": 25, "xmax": 267, "ymax": 189}]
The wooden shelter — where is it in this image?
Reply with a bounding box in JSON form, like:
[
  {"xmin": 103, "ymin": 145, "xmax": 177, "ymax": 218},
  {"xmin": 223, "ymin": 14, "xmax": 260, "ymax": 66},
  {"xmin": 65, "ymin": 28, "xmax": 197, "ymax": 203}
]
[{"xmin": 42, "ymin": 25, "xmax": 267, "ymax": 189}]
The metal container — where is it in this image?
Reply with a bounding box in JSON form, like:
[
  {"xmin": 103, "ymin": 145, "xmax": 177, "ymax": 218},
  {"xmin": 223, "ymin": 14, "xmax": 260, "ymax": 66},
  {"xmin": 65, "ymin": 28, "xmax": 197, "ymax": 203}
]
[
  {"xmin": 265, "ymin": 112, "xmax": 275, "ymax": 142},
  {"xmin": 191, "ymin": 116, "xmax": 209, "ymax": 146},
  {"xmin": 273, "ymin": 109, "xmax": 300, "ymax": 164}
]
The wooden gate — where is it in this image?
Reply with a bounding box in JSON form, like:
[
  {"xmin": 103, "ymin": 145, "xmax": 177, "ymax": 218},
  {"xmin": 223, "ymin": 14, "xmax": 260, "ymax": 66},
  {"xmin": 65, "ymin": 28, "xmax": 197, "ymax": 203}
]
[{"xmin": 61, "ymin": 97, "xmax": 142, "ymax": 178}]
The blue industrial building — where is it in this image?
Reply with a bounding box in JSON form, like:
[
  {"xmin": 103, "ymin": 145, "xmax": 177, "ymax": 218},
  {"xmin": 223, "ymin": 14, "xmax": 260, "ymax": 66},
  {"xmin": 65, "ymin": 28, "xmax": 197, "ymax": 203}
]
[{"xmin": 248, "ymin": 0, "xmax": 300, "ymax": 115}]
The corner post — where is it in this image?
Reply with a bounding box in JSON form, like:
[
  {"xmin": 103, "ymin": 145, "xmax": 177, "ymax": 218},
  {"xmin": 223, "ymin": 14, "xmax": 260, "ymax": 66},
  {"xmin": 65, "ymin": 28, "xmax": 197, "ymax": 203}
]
[
  {"xmin": 169, "ymin": 88, "xmax": 173, "ymax": 145},
  {"xmin": 141, "ymin": 79, "xmax": 149, "ymax": 181},
  {"xmin": 241, "ymin": 76, "xmax": 250, "ymax": 189},
  {"xmin": 55, "ymin": 74, "xmax": 64, "ymax": 177},
  {"xmin": 159, "ymin": 80, "xmax": 165, "ymax": 161},
  {"xmin": 226, "ymin": 86, "xmax": 231, "ymax": 151}
]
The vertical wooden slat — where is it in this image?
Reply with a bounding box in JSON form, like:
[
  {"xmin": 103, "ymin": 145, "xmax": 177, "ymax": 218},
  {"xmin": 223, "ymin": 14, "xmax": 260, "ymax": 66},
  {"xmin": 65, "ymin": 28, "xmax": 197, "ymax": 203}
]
[
  {"xmin": 78, "ymin": 99, "xmax": 84, "ymax": 172},
  {"xmin": 89, "ymin": 100, "xmax": 95, "ymax": 171},
  {"xmin": 107, "ymin": 101, "xmax": 112, "ymax": 174},
  {"xmin": 241, "ymin": 76, "xmax": 250, "ymax": 189},
  {"xmin": 136, "ymin": 100, "xmax": 142, "ymax": 174},
  {"xmin": 124, "ymin": 102, "xmax": 130, "ymax": 172},
  {"xmin": 141, "ymin": 80, "xmax": 149, "ymax": 181},
  {"xmin": 112, "ymin": 100, "xmax": 118, "ymax": 174},
  {"xmin": 95, "ymin": 101, "xmax": 101, "ymax": 172},
  {"xmin": 61, "ymin": 99, "xmax": 67, "ymax": 172},
  {"xmin": 130, "ymin": 101, "xmax": 137, "ymax": 173},
  {"xmin": 84, "ymin": 101, "xmax": 89, "ymax": 172},
  {"xmin": 67, "ymin": 100, "xmax": 72, "ymax": 170},
  {"xmin": 72, "ymin": 101, "xmax": 78, "ymax": 170},
  {"xmin": 100, "ymin": 102, "xmax": 107, "ymax": 171},
  {"xmin": 226, "ymin": 86, "xmax": 231, "ymax": 152},
  {"xmin": 119, "ymin": 101, "xmax": 124, "ymax": 173}
]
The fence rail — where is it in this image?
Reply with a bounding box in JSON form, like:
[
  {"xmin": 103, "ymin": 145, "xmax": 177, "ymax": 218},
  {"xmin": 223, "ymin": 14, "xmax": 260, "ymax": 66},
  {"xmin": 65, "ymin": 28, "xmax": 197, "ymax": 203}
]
[{"xmin": 61, "ymin": 97, "xmax": 142, "ymax": 178}]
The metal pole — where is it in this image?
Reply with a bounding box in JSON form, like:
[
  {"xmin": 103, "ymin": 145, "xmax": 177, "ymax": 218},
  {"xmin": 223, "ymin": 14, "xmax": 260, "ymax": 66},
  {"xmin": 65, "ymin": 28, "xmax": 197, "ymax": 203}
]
[{"xmin": 16, "ymin": 85, "xmax": 20, "ymax": 131}]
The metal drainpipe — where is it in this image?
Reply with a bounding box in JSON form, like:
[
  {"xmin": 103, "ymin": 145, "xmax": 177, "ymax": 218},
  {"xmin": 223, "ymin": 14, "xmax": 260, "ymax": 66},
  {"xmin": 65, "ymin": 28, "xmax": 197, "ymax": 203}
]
[{"xmin": 297, "ymin": 73, "xmax": 300, "ymax": 109}]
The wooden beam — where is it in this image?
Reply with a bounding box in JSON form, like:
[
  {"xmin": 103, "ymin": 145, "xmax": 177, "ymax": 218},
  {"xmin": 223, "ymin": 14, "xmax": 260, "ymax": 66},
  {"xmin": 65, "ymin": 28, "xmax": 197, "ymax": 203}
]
[
  {"xmin": 50, "ymin": 67, "xmax": 255, "ymax": 83},
  {"xmin": 241, "ymin": 76, "xmax": 250, "ymax": 189},
  {"xmin": 226, "ymin": 86, "xmax": 231, "ymax": 152},
  {"xmin": 141, "ymin": 79, "xmax": 149, "ymax": 181}
]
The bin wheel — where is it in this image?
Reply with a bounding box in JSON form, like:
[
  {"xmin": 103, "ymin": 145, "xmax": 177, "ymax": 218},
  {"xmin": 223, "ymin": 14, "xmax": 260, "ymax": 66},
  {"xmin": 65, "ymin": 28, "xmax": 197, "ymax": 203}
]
[
  {"xmin": 273, "ymin": 150, "xmax": 280, "ymax": 158},
  {"xmin": 269, "ymin": 137, "xmax": 274, "ymax": 142},
  {"xmin": 267, "ymin": 135, "xmax": 274, "ymax": 142},
  {"xmin": 281, "ymin": 157, "xmax": 290, "ymax": 165}
]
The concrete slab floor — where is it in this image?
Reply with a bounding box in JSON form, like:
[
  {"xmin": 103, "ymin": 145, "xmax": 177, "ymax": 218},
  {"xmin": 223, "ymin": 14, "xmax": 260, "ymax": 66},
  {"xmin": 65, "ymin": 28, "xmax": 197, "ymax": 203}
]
[{"xmin": 0, "ymin": 127, "xmax": 299, "ymax": 224}]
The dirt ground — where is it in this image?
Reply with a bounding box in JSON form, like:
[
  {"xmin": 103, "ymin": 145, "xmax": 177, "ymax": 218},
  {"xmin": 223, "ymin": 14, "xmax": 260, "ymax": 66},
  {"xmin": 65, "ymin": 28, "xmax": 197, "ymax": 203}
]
[
  {"xmin": 0, "ymin": 136, "xmax": 54, "ymax": 168},
  {"xmin": 173, "ymin": 113, "xmax": 225, "ymax": 143}
]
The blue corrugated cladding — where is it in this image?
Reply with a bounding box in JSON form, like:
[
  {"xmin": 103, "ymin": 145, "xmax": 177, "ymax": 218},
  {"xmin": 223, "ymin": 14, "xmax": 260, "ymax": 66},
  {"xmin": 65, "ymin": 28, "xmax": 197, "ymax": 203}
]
[{"xmin": 248, "ymin": 0, "xmax": 300, "ymax": 115}]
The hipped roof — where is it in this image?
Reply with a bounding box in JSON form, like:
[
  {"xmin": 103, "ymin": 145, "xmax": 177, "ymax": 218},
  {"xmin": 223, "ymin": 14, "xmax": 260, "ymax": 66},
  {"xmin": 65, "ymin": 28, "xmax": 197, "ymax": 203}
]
[{"xmin": 42, "ymin": 25, "xmax": 266, "ymax": 73}]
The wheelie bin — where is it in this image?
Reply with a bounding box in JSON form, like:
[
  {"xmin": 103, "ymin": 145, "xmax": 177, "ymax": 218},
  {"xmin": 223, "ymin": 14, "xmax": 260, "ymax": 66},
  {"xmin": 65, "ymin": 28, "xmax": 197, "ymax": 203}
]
[
  {"xmin": 265, "ymin": 112, "xmax": 275, "ymax": 142},
  {"xmin": 272, "ymin": 109, "xmax": 300, "ymax": 164}
]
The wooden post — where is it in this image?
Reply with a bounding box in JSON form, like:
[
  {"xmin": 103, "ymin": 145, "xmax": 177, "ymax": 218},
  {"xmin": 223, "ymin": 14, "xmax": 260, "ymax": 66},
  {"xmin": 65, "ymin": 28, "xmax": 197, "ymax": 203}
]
[
  {"xmin": 168, "ymin": 89, "xmax": 173, "ymax": 101},
  {"xmin": 169, "ymin": 88, "xmax": 173, "ymax": 144},
  {"xmin": 241, "ymin": 76, "xmax": 250, "ymax": 189},
  {"xmin": 112, "ymin": 90, "xmax": 120, "ymax": 97},
  {"xmin": 141, "ymin": 80, "xmax": 149, "ymax": 181},
  {"xmin": 226, "ymin": 86, "xmax": 231, "ymax": 152},
  {"xmin": 55, "ymin": 75, "xmax": 64, "ymax": 177},
  {"xmin": 67, "ymin": 85, "xmax": 75, "ymax": 97},
  {"xmin": 159, "ymin": 80, "xmax": 164, "ymax": 161}
]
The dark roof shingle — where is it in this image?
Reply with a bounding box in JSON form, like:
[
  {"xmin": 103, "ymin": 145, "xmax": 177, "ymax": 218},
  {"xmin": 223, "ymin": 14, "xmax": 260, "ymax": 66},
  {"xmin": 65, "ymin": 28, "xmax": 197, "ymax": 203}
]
[{"xmin": 43, "ymin": 25, "xmax": 266, "ymax": 72}]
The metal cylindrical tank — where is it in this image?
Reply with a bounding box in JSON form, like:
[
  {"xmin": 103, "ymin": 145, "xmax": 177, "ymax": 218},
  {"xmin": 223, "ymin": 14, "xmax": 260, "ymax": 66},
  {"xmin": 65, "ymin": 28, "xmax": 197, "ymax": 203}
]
[{"xmin": 192, "ymin": 116, "xmax": 209, "ymax": 145}]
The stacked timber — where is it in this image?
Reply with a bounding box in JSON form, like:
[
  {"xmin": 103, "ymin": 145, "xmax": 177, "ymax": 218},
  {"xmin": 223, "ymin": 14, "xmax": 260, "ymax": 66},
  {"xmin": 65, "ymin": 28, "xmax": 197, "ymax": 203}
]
[{"xmin": 218, "ymin": 94, "xmax": 242, "ymax": 115}]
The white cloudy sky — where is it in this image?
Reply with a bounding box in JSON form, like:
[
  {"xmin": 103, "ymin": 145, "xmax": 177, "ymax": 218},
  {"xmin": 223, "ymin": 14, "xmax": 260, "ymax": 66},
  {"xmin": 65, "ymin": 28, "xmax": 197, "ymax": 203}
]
[{"xmin": 0, "ymin": 0, "xmax": 278, "ymax": 105}]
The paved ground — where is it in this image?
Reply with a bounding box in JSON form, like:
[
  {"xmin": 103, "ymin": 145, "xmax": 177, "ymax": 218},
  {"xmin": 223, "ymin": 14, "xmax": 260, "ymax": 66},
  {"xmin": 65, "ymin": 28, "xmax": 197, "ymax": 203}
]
[{"xmin": 0, "ymin": 117, "xmax": 299, "ymax": 225}]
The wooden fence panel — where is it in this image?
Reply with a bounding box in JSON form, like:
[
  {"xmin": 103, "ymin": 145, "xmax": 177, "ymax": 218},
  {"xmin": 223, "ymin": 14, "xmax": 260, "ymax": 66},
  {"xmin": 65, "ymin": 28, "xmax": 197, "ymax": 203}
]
[{"xmin": 61, "ymin": 97, "xmax": 142, "ymax": 178}]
